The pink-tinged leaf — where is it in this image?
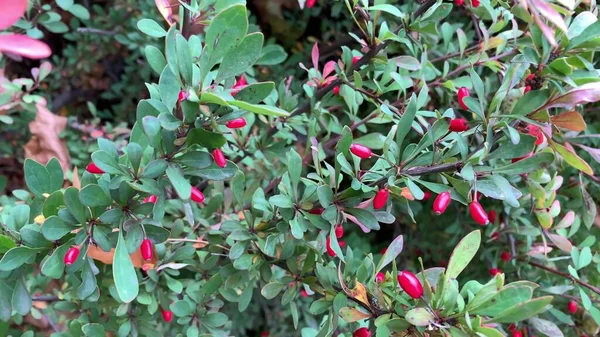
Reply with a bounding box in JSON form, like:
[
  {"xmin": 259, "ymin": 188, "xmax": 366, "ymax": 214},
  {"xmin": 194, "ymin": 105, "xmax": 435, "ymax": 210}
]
[
  {"xmin": 0, "ymin": 34, "xmax": 52, "ymax": 59},
  {"xmin": 339, "ymin": 307, "xmax": 371, "ymax": 322},
  {"xmin": 573, "ymin": 143, "xmax": 600, "ymax": 164},
  {"xmin": 554, "ymin": 211, "xmax": 575, "ymax": 229},
  {"xmin": 532, "ymin": 11, "xmax": 557, "ymax": 46},
  {"xmin": 344, "ymin": 213, "xmax": 371, "ymax": 233},
  {"xmin": 311, "ymin": 42, "xmax": 319, "ymax": 71},
  {"xmin": 527, "ymin": 245, "xmax": 553, "ymax": 256},
  {"xmin": 543, "ymin": 82, "xmax": 600, "ymax": 109},
  {"xmin": 546, "ymin": 232, "xmax": 573, "ymax": 252},
  {"xmin": 549, "ymin": 200, "xmax": 561, "ymax": 217},
  {"xmin": 530, "ymin": 0, "xmax": 568, "ymax": 32},
  {"xmin": 155, "ymin": 0, "xmax": 175, "ymax": 25},
  {"xmin": 322, "ymin": 60, "xmax": 336, "ymax": 78},
  {"xmin": 0, "ymin": 0, "xmax": 28, "ymax": 30}
]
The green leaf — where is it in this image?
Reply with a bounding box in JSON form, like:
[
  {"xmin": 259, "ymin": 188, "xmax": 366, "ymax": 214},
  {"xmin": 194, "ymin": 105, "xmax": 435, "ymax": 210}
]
[
  {"xmin": 216, "ymin": 32, "xmax": 264, "ymax": 83},
  {"xmin": 446, "ymin": 230, "xmax": 480, "ymax": 280},
  {"xmin": 269, "ymin": 195, "xmax": 294, "ymax": 208},
  {"xmin": 125, "ymin": 143, "xmax": 143, "ymax": 173},
  {"xmin": 200, "ymin": 92, "xmax": 230, "ymax": 106},
  {"xmin": 405, "ymin": 308, "xmax": 435, "ymax": 326},
  {"xmin": 41, "ymin": 243, "xmax": 69, "ymax": 278},
  {"xmin": 511, "ymin": 89, "xmax": 551, "ymax": 116},
  {"xmin": 229, "ymin": 100, "xmax": 289, "ymax": 117},
  {"xmin": 256, "ymin": 44, "xmax": 288, "ymax": 65},
  {"xmin": 376, "ymin": 235, "xmax": 403, "ymax": 273},
  {"xmin": 185, "ymin": 162, "xmax": 238, "ymax": 181},
  {"xmin": 159, "ymin": 66, "xmax": 180, "ymax": 112},
  {"xmin": 68, "ymin": 4, "xmax": 90, "ymax": 20},
  {"xmin": 79, "ymin": 184, "xmax": 112, "ymax": 207},
  {"xmin": 10, "ymin": 204, "xmax": 30, "ymax": 231},
  {"xmin": 528, "ymin": 317, "xmax": 564, "ymax": 337},
  {"xmin": 261, "ymin": 282, "xmax": 285, "ymax": 299},
  {"xmin": 91, "ymin": 150, "xmax": 123, "ymax": 175},
  {"xmin": 202, "ymin": 5, "xmax": 248, "ymax": 72},
  {"xmin": 144, "ymin": 45, "xmax": 167, "ymax": 74},
  {"xmin": 0, "ymin": 247, "xmax": 38, "ymax": 271},
  {"xmin": 113, "ymin": 231, "xmax": 139, "ymax": 303},
  {"xmin": 487, "ymin": 135, "xmax": 536, "ymax": 160},
  {"xmin": 551, "ymin": 141, "xmax": 593, "ymax": 175},
  {"xmin": 396, "ymin": 94, "xmax": 417, "ymax": 152},
  {"xmin": 491, "ymin": 151, "xmax": 555, "ymax": 175},
  {"xmin": 82, "ymin": 323, "xmax": 106, "ymax": 337},
  {"xmin": 176, "ymin": 151, "xmax": 212, "ymax": 169},
  {"xmin": 489, "ymin": 175, "xmax": 519, "ymax": 207},
  {"xmin": 186, "ymin": 128, "xmax": 227, "ymax": 149},
  {"xmin": 234, "ymin": 82, "xmax": 275, "ymax": 104},
  {"xmin": 64, "ymin": 188, "xmax": 88, "ymax": 225},
  {"xmin": 12, "ymin": 278, "xmax": 31, "ymax": 316},
  {"xmin": 488, "ymin": 296, "xmax": 553, "ymax": 323},
  {"xmin": 0, "ymin": 235, "xmax": 16, "ymax": 254},
  {"xmin": 166, "ymin": 164, "xmax": 191, "ymax": 200},
  {"xmin": 345, "ymin": 208, "xmax": 380, "ymax": 232},
  {"xmin": 41, "ymin": 216, "xmax": 75, "ymax": 241},
  {"xmin": 137, "ymin": 19, "xmax": 167, "ymax": 38},
  {"xmin": 56, "ymin": 0, "xmax": 73, "ymax": 10},
  {"xmin": 176, "ymin": 34, "xmax": 193, "ymax": 85},
  {"xmin": 171, "ymin": 300, "xmax": 194, "ymax": 317},
  {"xmin": 368, "ymin": 4, "xmax": 403, "ymax": 17},
  {"xmin": 24, "ymin": 159, "xmax": 50, "ymax": 196},
  {"xmin": 43, "ymin": 190, "xmax": 63, "ymax": 217},
  {"xmin": 78, "ymin": 258, "xmax": 97, "ymax": 300}
]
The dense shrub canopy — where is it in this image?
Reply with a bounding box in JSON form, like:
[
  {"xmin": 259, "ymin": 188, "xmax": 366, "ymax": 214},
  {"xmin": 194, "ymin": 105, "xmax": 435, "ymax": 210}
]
[{"xmin": 1, "ymin": 0, "xmax": 600, "ymax": 337}]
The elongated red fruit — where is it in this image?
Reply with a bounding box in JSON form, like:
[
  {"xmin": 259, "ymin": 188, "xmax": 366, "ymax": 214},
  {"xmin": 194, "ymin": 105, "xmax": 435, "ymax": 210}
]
[
  {"xmin": 190, "ymin": 187, "xmax": 205, "ymax": 203},
  {"xmin": 141, "ymin": 238, "xmax": 153, "ymax": 261},
  {"xmin": 325, "ymin": 237, "xmax": 336, "ymax": 257},
  {"xmin": 433, "ymin": 191, "xmax": 451, "ymax": 215},
  {"xmin": 309, "ymin": 207, "xmax": 324, "ymax": 215},
  {"xmin": 568, "ymin": 300, "xmax": 577, "ymax": 313},
  {"xmin": 470, "ymin": 201, "xmax": 489, "ymax": 225},
  {"xmin": 512, "ymin": 331, "xmax": 523, "ymax": 337},
  {"xmin": 353, "ymin": 327, "xmax": 371, "ymax": 337},
  {"xmin": 488, "ymin": 209, "xmax": 497, "ymax": 224},
  {"xmin": 300, "ymin": 289, "xmax": 309, "ymax": 297},
  {"xmin": 226, "ymin": 118, "xmax": 247, "ymax": 129},
  {"xmin": 455, "ymin": 0, "xmax": 464, "ymax": 5},
  {"xmin": 334, "ymin": 225, "xmax": 344, "ymax": 239},
  {"xmin": 350, "ymin": 143, "xmax": 372, "ymax": 159},
  {"xmin": 422, "ymin": 190, "xmax": 432, "ymax": 201},
  {"xmin": 352, "ymin": 56, "xmax": 361, "ymax": 65},
  {"xmin": 489, "ymin": 268, "xmax": 502, "ymax": 276},
  {"xmin": 500, "ymin": 251, "xmax": 511, "ymax": 262},
  {"xmin": 86, "ymin": 163, "xmax": 104, "ymax": 174},
  {"xmin": 143, "ymin": 195, "xmax": 157, "ymax": 204},
  {"xmin": 213, "ymin": 148, "xmax": 227, "ymax": 168},
  {"xmin": 306, "ymin": 0, "xmax": 317, "ymax": 8},
  {"xmin": 64, "ymin": 246, "xmax": 80, "ymax": 265},
  {"xmin": 333, "ymin": 86, "xmax": 340, "ymax": 95},
  {"xmin": 161, "ymin": 308, "xmax": 173, "ymax": 323},
  {"xmin": 375, "ymin": 272, "xmax": 385, "ymax": 283},
  {"xmin": 449, "ymin": 118, "xmax": 469, "ymax": 132},
  {"xmin": 397, "ymin": 270, "xmax": 423, "ymax": 299},
  {"xmin": 457, "ymin": 86, "xmax": 470, "ymax": 110},
  {"xmin": 373, "ymin": 188, "xmax": 389, "ymax": 209},
  {"xmin": 524, "ymin": 85, "xmax": 531, "ymax": 93},
  {"xmin": 178, "ymin": 90, "xmax": 187, "ymax": 102},
  {"xmin": 472, "ymin": 0, "xmax": 480, "ymax": 7}
]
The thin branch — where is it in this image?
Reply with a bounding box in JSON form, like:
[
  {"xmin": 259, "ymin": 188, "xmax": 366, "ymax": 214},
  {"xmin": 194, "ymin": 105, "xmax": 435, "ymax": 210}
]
[
  {"xmin": 526, "ymin": 260, "xmax": 600, "ymax": 296},
  {"xmin": 32, "ymin": 295, "xmax": 61, "ymax": 302}
]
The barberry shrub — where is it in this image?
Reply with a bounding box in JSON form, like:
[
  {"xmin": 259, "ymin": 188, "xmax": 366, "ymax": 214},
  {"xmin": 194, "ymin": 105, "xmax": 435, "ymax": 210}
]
[{"xmin": 1, "ymin": 0, "xmax": 600, "ymax": 336}]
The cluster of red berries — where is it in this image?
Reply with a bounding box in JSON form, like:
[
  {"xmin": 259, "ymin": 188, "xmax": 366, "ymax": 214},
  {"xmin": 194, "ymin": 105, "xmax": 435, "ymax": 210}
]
[
  {"xmin": 433, "ymin": 191, "xmax": 489, "ymax": 225},
  {"xmin": 454, "ymin": 0, "xmax": 480, "ymax": 6}
]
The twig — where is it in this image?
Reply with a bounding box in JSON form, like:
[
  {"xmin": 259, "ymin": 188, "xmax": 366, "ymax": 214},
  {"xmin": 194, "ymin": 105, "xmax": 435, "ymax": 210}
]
[
  {"xmin": 76, "ymin": 27, "xmax": 117, "ymax": 35},
  {"xmin": 32, "ymin": 295, "xmax": 60, "ymax": 302},
  {"xmin": 526, "ymin": 260, "xmax": 600, "ymax": 296}
]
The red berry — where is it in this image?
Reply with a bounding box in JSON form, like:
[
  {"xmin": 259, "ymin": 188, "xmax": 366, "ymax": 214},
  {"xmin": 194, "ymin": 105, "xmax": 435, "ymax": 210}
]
[
  {"xmin": 334, "ymin": 225, "xmax": 344, "ymax": 239},
  {"xmin": 568, "ymin": 300, "xmax": 578, "ymax": 314},
  {"xmin": 333, "ymin": 86, "xmax": 340, "ymax": 95},
  {"xmin": 508, "ymin": 324, "xmax": 517, "ymax": 331},
  {"xmin": 500, "ymin": 251, "xmax": 511, "ymax": 262},
  {"xmin": 455, "ymin": 0, "xmax": 464, "ymax": 5},
  {"xmin": 373, "ymin": 188, "xmax": 389, "ymax": 210},
  {"xmin": 472, "ymin": 0, "xmax": 480, "ymax": 7},
  {"xmin": 178, "ymin": 90, "xmax": 187, "ymax": 102},
  {"xmin": 261, "ymin": 332, "xmax": 269, "ymax": 337},
  {"xmin": 338, "ymin": 240, "xmax": 346, "ymax": 248},
  {"xmin": 489, "ymin": 268, "xmax": 502, "ymax": 276},
  {"xmin": 143, "ymin": 195, "xmax": 157, "ymax": 204},
  {"xmin": 457, "ymin": 87, "xmax": 470, "ymax": 110},
  {"xmin": 309, "ymin": 207, "xmax": 324, "ymax": 215},
  {"xmin": 352, "ymin": 56, "xmax": 361, "ymax": 65},
  {"xmin": 526, "ymin": 74, "xmax": 535, "ymax": 82},
  {"xmin": 350, "ymin": 143, "xmax": 372, "ymax": 159},
  {"xmin": 212, "ymin": 148, "xmax": 227, "ymax": 168},
  {"xmin": 422, "ymin": 190, "xmax": 432, "ymax": 201},
  {"xmin": 491, "ymin": 232, "xmax": 500, "ymax": 240},
  {"xmin": 190, "ymin": 187, "xmax": 205, "ymax": 204},
  {"xmin": 511, "ymin": 151, "xmax": 534, "ymax": 163},
  {"xmin": 226, "ymin": 118, "xmax": 247, "ymax": 129},
  {"xmin": 397, "ymin": 270, "xmax": 423, "ymax": 299},
  {"xmin": 231, "ymin": 75, "xmax": 248, "ymax": 96},
  {"xmin": 488, "ymin": 210, "xmax": 497, "ymax": 224},
  {"xmin": 326, "ymin": 237, "xmax": 336, "ymax": 257},
  {"xmin": 526, "ymin": 124, "xmax": 545, "ymax": 145},
  {"xmin": 449, "ymin": 118, "xmax": 469, "ymax": 132},
  {"xmin": 300, "ymin": 289, "xmax": 309, "ymax": 298},
  {"xmin": 524, "ymin": 85, "xmax": 531, "ymax": 93},
  {"xmin": 375, "ymin": 272, "xmax": 385, "ymax": 283},
  {"xmin": 64, "ymin": 246, "xmax": 80, "ymax": 265},
  {"xmin": 512, "ymin": 331, "xmax": 523, "ymax": 337},
  {"xmin": 86, "ymin": 162, "xmax": 104, "ymax": 174},
  {"xmin": 141, "ymin": 239, "xmax": 153, "ymax": 261},
  {"xmin": 469, "ymin": 201, "xmax": 489, "ymax": 225},
  {"xmin": 433, "ymin": 191, "xmax": 451, "ymax": 215},
  {"xmin": 353, "ymin": 327, "xmax": 371, "ymax": 337},
  {"xmin": 161, "ymin": 308, "xmax": 173, "ymax": 323}
]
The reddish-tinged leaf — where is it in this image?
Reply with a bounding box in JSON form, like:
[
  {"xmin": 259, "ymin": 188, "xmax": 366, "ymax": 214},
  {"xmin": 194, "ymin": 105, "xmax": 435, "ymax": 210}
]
[
  {"xmin": 0, "ymin": 0, "xmax": 27, "ymax": 30},
  {"xmin": 322, "ymin": 60, "xmax": 336, "ymax": 78},
  {"xmin": 543, "ymin": 82, "xmax": 600, "ymax": 109},
  {"xmin": 155, "ymin": 0, "xmax": 175, "ymax": 25},
  {"xmin": 554, "ymin": 211, "xmax": 575, "ymax": 229},
  {"xmin": 311, "ymin": 42, "xmax": 319, "ymax": 71},
  {"xmin": 530, "ymin": 0, "xmax": 568, "ymax": 32},
  {"xmin": 345, "ymin": 213, "xmax": 371, "ymax": 233},
  {"xmin": 527, "ymin": 245, "xmax": 553, "ymax": 256},
  {"xmin": 0, "ymin": 34, "xmax": 51, "ymax": 59},
  {"xmin": 551, "ymin": 111, "xmax": 587, "ymax": 131},
  {"xmin": 546, "ymin": 232, "xmax": 573, "ymax": 253},
  {"xmin": 572, "ymin": 143, "xmax": 600, "ymax": 164},
  {"xmin": 339, "ymin": 307, "xmax": 371, "ymax": 322},
  {"xmin": 531, "ymin": 11, "xmax": 557, "ymax": 46}
]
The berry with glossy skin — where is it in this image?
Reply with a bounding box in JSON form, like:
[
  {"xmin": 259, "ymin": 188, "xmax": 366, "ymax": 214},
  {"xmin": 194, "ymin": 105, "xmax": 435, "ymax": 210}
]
[
  {"xmin": 161, "ymin": 308, "xmax": 173, "ymax": 323},
  {"xmin": 178, "ymin": 90, "xmax": 187, "ymax": 102},
  {"xmin": 231, "ymin": 75, "xmax": 248, "ymax": 96},
  {"xmin": 526, "ymin": 74, "xmax": 535, "ymax": 82},
  {"xmin": 512, "ymin": 331, "xmax": 523, "ymax": 337},
  {"xmin": 397, "ymin": 270, "xmax": 424, "ymax": 299},
  {"xmin": 375, "ymin": 272, "xmax": 385, "ymax": 283},
  {"xmin": 309, "ymin": 207, "xmax": 324, "ymax": 215},
  {"xmin": 86, "ymin": 163, "xmax": 104, "ymax": 174},
  {"xmin": 143, "ymin": 195, "xmax": 157, "ymax": 204},
  {"xmin": 500, "ymin": 251, "xmax": 511, "ymax": 262},
  {"xmin": 488, "ymin": 209, "xmax": 497, "ymax": 224},
  {"xmin": 472, "ymin": 0, "xmax": 480, "ymax": 7},
  {"xmin": 508, "ymin": 324, "xmax": 517, "ymax": 331},
  {"xmin": 353, "ymin": 327, "xmax": 371, "ymax": 337},
  {"xmin": 306, "ymin": 0, "xmax": 317, "ymax": 8},
  {"xmin": 190, "ymin": 187, "xmax": 205, "ymax": 204},
  {"xmin": 512, "ymin": 152, "xmax": 534, "ymax": 163},
  {"xmin": 350, "ymin": 143, "xmax": 372, "ymax": 159},
  {"xmin": 64, "ymin": 246, "xmax": 80, "ymax": 265},
  {"xmin": 470, "ymin": 201, "xmax": 489, "ymax": 225},
  {"xmin": 433, "ymin": 191, "xmax": 451, "ymax": 215},
  {"xmin": 489, "ymin": 268, "xmax": 502, "ymax": 276},
  {"xmin": 334, "ymin": 225, "xmax": 344, "ymax": 239},
  {"xmin": 373, "ymin": 188, "xmax": 389, "ymax": 210},
  {"xmin": 457, "ymin": 87, "xmax": 470, "ymax": 109},
  {"xmin": 455, "ymin": 0, "xmax": 464, "ymax": 5},
  {"xmin": 333, "ymin": 86, "xmax": 340, "ymax": 95},
  {"xmin": 141, "ymin": 239, "xmax": 153, "ymax": 261},
  {"xmin": 300, "ymin": 289, "xmax": 309, "ymax": 297},
  {"xmin": 213, "ymin": 148, "xmax": 227, "ymax": 168},
  {"xmin": 325, "ymin": 237, "xmax": 336, "ymax": 257},
  {"xmin": 568, "ymin": 300, "xmax": 578, "ymax": 314},
  {"xmin": 449, "ymin": 118, "xmax": 469, "ymax": 132},
  {"xmin": 352, "ymin": 56, "xmax": 361, "ymax": 65},
  {"xmin": 226, "ymin": 118, "xmax": 247, "ymax": 129},
  {"xmin": 423, "ymin": 190, "xmax": 432, "ymax": 201},
  {"xmin": 524, "ymin": 85, "xmax": 531, "ymax": 93}
]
